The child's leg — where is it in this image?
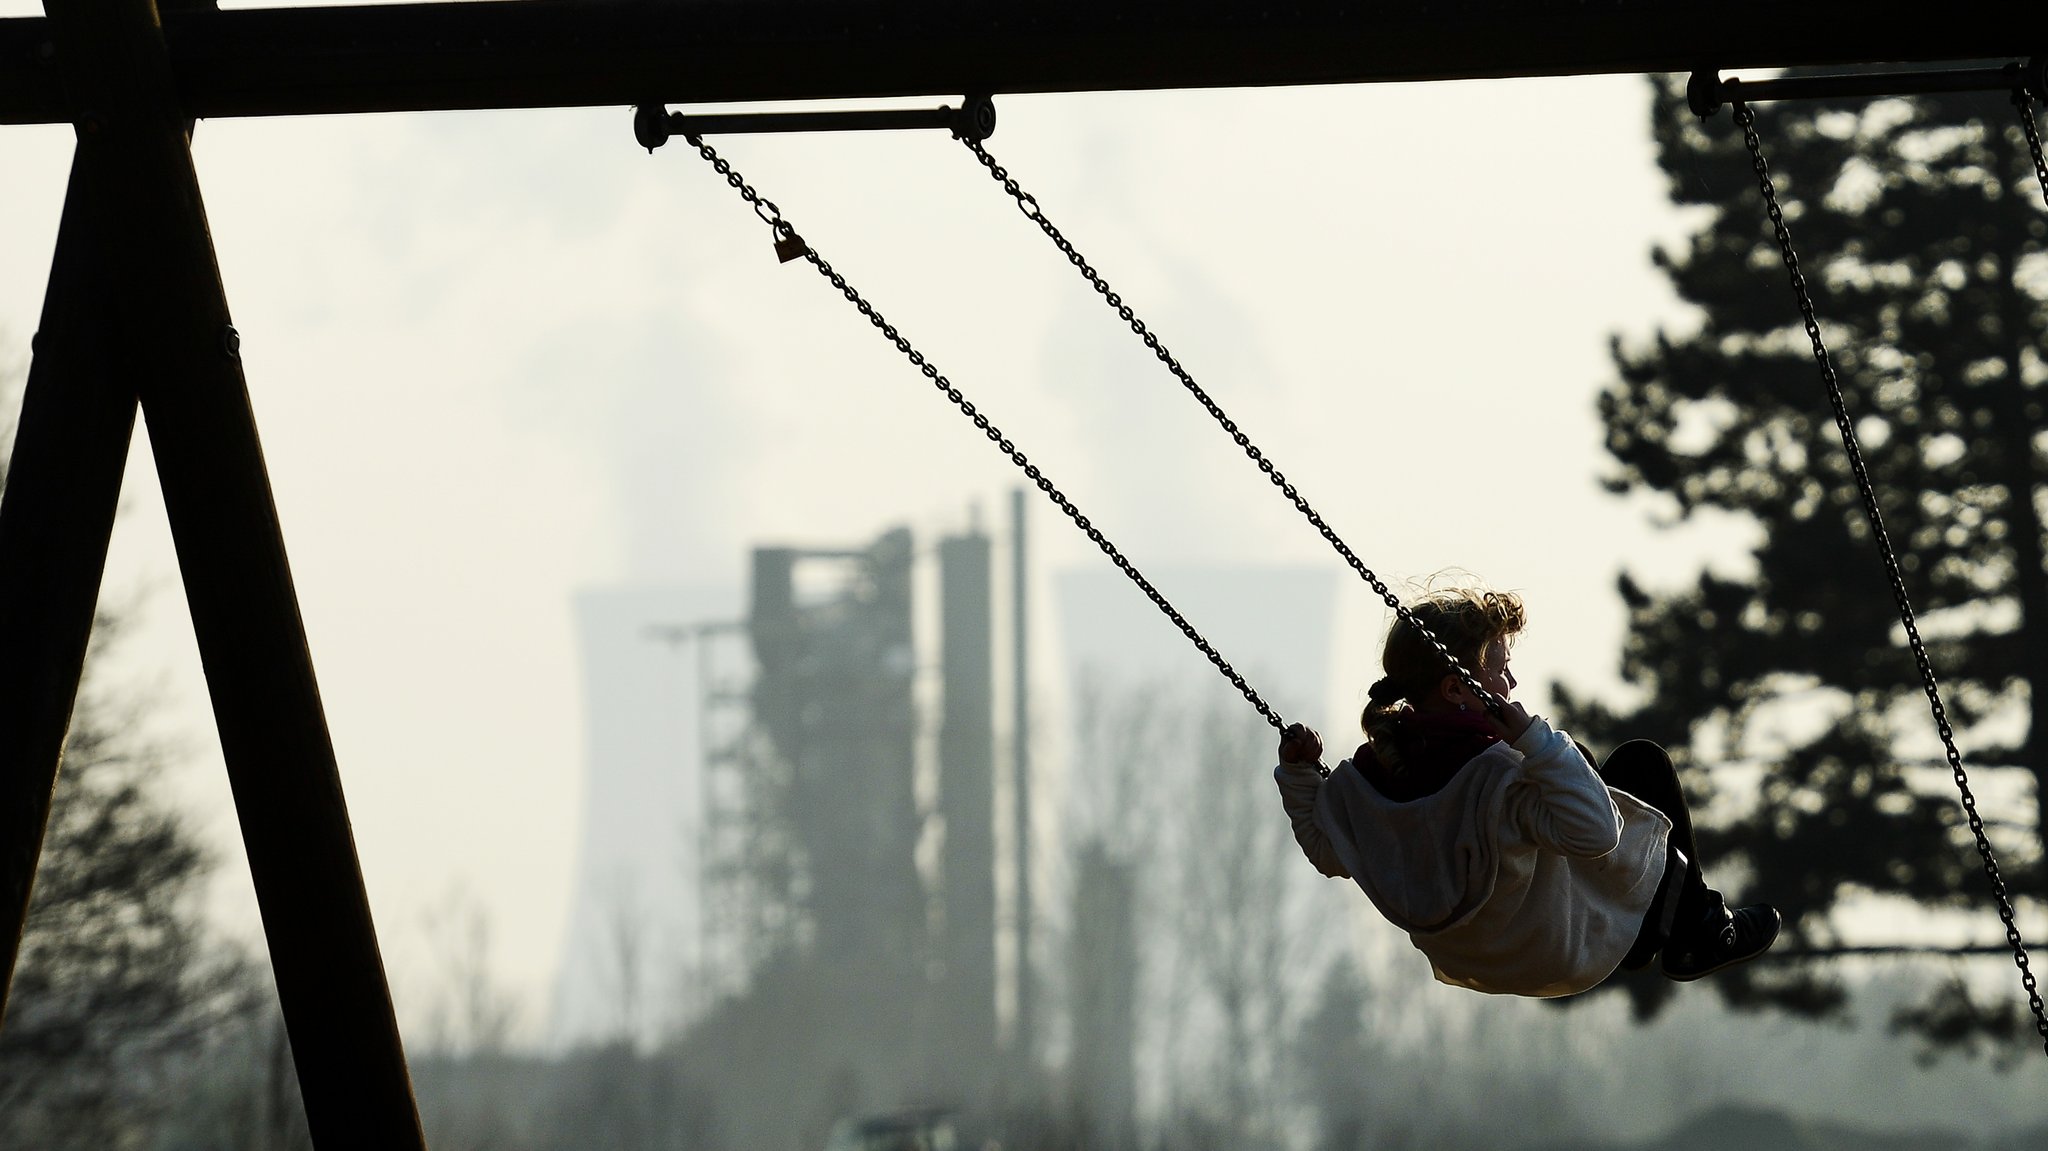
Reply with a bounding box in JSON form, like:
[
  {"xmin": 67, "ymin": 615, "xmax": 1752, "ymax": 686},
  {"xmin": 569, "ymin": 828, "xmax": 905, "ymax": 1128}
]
[
  {"xmin": 1599, "ymin": 740, "xmax": 1778, "ymax": 980},
  {"xmin": 1599, "ymin": 740, "xmax": 1710, "ymax": 939},
  {"xmin": 1597, "ymin": 739, "xmax": 1701, "ymax": 864},
  {"xmin": 1617, "ymin": 845, "xmax": 1687, "ymax": 971}
]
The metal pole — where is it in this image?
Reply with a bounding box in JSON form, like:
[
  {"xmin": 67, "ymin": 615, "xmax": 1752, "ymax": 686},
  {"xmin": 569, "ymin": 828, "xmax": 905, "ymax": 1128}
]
[
  {"xmin": 636, "ymin": 97, "xmax": 994, "ymax": 146},
  {"xmin": 939, "ymin": 530, "xmax": 997, "ymax": 1067},
  {"xmin": 26, "ymin": 0, "xmax": 425, "ymax": 1143},
  {"xmin": 1009, "ymin": 487, "xmax": 1033, "ymax": 1066},
  {"xmin": 1688, "ymin": 60, "xmax": 2046, "ymax": 117}
]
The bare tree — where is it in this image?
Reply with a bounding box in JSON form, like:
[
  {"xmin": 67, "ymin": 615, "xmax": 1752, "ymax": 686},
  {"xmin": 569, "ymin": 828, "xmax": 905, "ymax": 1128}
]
[
  {"xmin": 407, "ymin": 883, "xmax": 534, "ymax": 1151},
  {"xmin": 418, "ymin": 883, "xmax": 518, "ymax": 1059},
  {"xmin": 146, "ymin": 977, "xmax": 318, "ymax": 1151},
  {"xmin": 1058, "ymin": 668, "xmax": 1184, "ymax": 1145},
  {"xmin": 1294, "ymin": 958, "xmax": 1377, "ymax": 1151},
  {"xmin": 1058, "ymin": 672, "xmax": 1317, "ymax": 1149},
  {"xmin": 1166, "ymin": 690, "xmax": 1306, "ymax": 1148},
  {"xmin": 601, "ymin": 870, "xmax": 651, "ymax": 1049}
]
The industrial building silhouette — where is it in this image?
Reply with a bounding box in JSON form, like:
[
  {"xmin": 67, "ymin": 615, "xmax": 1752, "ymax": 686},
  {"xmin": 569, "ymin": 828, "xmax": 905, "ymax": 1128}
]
[
  {"xmin": 556, "ymin": 512, "xmax": 1030, "ymax": 1146},
  {"xmin": 553, "ymin": 499, "xmax": 1335, "ymax": 1144}
]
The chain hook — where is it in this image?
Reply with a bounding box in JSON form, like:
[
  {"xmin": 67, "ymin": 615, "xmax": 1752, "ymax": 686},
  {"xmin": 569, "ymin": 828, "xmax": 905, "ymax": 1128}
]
[
  {"xmin": 1686, "ymin": 70, "xmax": 1726, "ymax": 119},
  {"xmin": 951, "ymin": 93, "xmax": 998, "ymax": 142},
  {"xmin": 633, "ymin": 104, "xmax": 673, "ymax": 153}
]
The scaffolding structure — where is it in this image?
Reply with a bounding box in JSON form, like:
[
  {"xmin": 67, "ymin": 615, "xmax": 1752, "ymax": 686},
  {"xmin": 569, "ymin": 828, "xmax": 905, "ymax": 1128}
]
[{"xmin": 647, "ymin": 618, "xmax": 768, "ymax": 1018}]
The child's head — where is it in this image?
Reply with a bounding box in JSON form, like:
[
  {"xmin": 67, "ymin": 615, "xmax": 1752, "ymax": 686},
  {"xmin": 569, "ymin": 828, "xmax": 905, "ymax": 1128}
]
[{"xmin": 1361, "ymin": 585, "xmax": 1526, "ymax": 751}]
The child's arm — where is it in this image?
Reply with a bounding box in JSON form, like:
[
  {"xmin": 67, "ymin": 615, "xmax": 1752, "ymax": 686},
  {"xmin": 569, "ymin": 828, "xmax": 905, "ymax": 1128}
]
[
  {"xmin": 1273, "ymin": 725, "xmax": 1353, "ymax": 879},
  {"xmin": 1505, "ymin": 717, "xmax": 1625, "ymax": 858},
  {"xmin": 1479, "ymin": 699, "xmax": 1621, "ymax": 854}
]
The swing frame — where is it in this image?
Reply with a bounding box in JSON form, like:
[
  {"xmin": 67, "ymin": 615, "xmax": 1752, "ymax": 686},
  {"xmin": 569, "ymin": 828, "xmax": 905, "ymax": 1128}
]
[{"xmin": 2, "ymin": 0, "xmax": 2043, "ymax": 1144}]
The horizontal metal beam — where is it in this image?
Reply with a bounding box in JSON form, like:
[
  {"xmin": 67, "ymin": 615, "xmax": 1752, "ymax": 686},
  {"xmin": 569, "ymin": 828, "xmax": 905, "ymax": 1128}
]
[
  {"xmin": 2, "ymin": 0, "xmax": 2043, "ymax": 125},
  {"xmin": 1689, "ymin": 60, "xmax": 2047, "ymax": 116},
  {"xmin": 633, "ymin": 97, "xmax": 995, "ymax": 150}
]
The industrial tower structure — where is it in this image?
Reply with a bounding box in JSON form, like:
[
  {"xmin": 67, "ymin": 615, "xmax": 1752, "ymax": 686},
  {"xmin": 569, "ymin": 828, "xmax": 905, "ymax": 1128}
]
[{"xmin": 651, "ymin": 515, "xmax": 1025, "ymax": 1143}]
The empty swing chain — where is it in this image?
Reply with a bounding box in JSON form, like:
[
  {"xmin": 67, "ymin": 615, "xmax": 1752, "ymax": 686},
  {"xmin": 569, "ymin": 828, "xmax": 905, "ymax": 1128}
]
[
  {"xmin": 675, "ymin": 133, "xmax": 1290, "ymax": 738},
  {"xmin": 957, "ymin": 136, "xmax": 1505, "ymax": 722},
  {"xmin": 1732, "ymin": 100, "xmax": 2048, "ymax": 1053}
]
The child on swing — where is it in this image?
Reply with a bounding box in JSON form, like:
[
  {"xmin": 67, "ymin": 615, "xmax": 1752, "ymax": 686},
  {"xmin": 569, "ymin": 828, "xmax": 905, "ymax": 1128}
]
[{"xmin": 1273, "ymin": 584, "xmax": 1779, "ymax": 996}]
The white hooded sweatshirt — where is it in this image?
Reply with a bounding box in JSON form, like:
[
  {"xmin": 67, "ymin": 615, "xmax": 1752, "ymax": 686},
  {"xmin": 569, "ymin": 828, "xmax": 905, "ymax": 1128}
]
[{"xmin": 1275, "ymin": 717, "xmax": 1671, "ymax": 997}]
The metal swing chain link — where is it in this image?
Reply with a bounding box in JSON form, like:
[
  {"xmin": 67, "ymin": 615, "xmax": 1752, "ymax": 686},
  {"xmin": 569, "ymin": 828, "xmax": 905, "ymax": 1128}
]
[
  {"xmin": 676, "ymin": 132, "xmax": 1287, "ymax": 737},
  {"xmin": 1732, "ymin": 101, "xmax": 2048, "ymax": 1054},
  {"xmin": 957, "ymin": 136, "xmax": 1505, "ymax": 723},
  {"xmin": 2015, "ymin": 89, "xmax": 2048, "ymax": 212}
]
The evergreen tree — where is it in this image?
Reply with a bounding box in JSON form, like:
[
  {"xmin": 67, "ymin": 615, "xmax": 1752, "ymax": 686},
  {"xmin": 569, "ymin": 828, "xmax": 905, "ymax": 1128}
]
[{"xmin": 1564, "ymin": 73, "xmax": 2048, "ymax": 1049}]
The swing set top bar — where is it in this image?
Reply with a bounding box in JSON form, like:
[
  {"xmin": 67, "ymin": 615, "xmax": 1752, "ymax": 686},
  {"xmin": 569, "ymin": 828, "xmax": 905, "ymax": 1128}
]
[{"xmin": 0, "ymin": 0, "xmax": 2039, "ymax": 126}]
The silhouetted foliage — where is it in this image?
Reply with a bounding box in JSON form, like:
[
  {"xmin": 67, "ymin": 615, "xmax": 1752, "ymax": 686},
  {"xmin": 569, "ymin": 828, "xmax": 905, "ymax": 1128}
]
[
  {"xmin": 1561, "ymin": 72, "xmax": 2048, "ymax": 1048},
  {"xmin": 0, "ymin": 666, "xmax": 227, "ymax": 1147}
]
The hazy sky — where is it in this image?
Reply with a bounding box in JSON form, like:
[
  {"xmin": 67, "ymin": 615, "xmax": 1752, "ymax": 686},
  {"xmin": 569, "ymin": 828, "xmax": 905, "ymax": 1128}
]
[{"xmin": 0, "ymin": 9, "xmax": 1764, "ymax": 1045}]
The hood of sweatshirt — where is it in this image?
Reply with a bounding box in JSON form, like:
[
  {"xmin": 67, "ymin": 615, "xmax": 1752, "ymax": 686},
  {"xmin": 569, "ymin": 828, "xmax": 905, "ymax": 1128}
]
[
  {"xmin": 1315, "ymin": 743, "xmax": 1523, "ymax": 935},
  {"xmin": 1354, "ymin": 708, "xmax": 1502, "ymax": 801}
]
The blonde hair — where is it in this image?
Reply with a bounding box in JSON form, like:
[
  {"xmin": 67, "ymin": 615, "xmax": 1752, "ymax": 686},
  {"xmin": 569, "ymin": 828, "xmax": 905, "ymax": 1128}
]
[{"xmin": 1360, "ymin": 586, "xmax": 1526, "ymax": 769}]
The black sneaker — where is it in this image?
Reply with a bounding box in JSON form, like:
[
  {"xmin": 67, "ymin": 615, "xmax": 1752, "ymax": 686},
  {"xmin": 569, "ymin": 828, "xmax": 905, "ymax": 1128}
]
[{"xmin": 1662, "ymin": 904, "xmax": 1782, "ymax": 982}]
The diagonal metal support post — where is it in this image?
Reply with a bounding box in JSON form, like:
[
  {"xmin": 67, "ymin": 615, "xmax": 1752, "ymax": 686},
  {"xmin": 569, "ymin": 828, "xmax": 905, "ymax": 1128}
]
[{"xmin": 0, "ymin": 0, "xmax": 426, "ymax": 1144}]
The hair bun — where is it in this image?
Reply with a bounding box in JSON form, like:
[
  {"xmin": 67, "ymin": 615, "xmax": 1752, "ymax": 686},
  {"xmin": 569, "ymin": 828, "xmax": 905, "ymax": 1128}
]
[{"xmin": 1367, "ymin": 676, "xmax": 1400, "ymax": 704}]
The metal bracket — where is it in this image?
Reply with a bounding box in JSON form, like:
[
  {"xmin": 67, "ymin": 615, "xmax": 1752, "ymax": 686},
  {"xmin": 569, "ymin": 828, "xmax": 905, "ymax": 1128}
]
[
  {"xmin": 1688, "ymin": 57, "xmax": 2046, "ymax": 117},
  {"xmin": 635, "ymin": 94, "xmax": 995, "ymax": 151}
]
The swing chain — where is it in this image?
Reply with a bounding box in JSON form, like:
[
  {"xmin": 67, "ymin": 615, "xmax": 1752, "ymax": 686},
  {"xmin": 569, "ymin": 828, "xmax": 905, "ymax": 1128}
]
[
  {"xmin": 674, "ymin": 131, "xmax": 1291, "ymax": 738},
  {"xmin": 682, "ymin": 130, "xmax": 803, "ymax": 247},
  {"xmin": 1730, "ymin": 100, "xmax": 2048, "ymax": 1054},
  {"xmin": 2014, "ymin": 88, "xmax": 2048, "ymax": 212},
  {"xmin": 957, "ymin": 136, "xmax": 1507, "ymax": 721}
]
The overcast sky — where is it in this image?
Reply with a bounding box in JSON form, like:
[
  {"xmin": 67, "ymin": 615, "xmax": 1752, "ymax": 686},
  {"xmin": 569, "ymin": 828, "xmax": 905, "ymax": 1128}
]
[{"xmin": 0, "ymin": 8, "xmax": 1775, "ymax": 1047}]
